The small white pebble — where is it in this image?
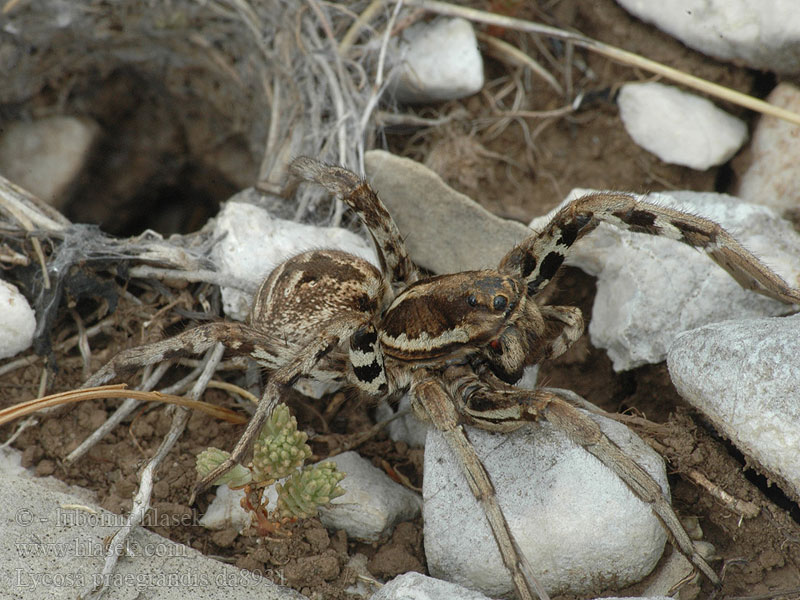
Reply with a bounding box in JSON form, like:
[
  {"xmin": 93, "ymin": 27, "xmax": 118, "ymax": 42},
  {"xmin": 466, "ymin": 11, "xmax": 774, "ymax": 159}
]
[
  {"xmin": 424, "ymin": 413, "xmax": 669, "ymax": 597},
  {"xmin": 372, "ymin": 572, "xmax": 493, "ymax": 600},
  {"xmin": 0, "ymin": 279, "xmax": 36, "ymax": 359},
  {"xmin": 318, "ymin": 451, "xmax": 421, "ymax": 542},
  {"xmin": 738, "ymin": 82, "xmax": 800, "ymax": 215},
  {"xmin": 618, "ymin": 82, "xmax": 747, "ymax": 170},
  {"xmin": 198, "ymin": 484, "xmax": 252, "ymax": 532},
  {"xmin": 0, "ymin": 116, "xmax": 99, "ymax": 208},
  {"xmin": 389, "ymin": 18, "xmax": 484, "ymax": 104}
]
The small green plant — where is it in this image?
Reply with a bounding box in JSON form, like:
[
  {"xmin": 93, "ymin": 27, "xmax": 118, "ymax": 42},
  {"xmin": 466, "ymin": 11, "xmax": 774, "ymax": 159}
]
[{"xmin": 196, "ymin": 404, "xmax": 345, "ymax": 528}]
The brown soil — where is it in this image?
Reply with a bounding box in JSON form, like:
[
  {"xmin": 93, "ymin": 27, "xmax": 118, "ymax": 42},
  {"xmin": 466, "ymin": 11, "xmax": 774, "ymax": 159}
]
[{"xmin": 2, "ymin": 1, "xmax": 799, "ymax": 599}]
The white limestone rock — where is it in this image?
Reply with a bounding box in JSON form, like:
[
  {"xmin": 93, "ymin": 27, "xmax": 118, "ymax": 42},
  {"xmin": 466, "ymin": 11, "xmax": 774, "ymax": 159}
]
[
  {"xmin": 199, "ymin": 452, "xmax": 421, "ymax": 542},
  {"xmin": 211, "ymin": 197, "xmax": 378, "ymax": 321},
  {"xmin": 668, "ymin": 314, "xmax": 800, "ymax": 502},
  {"xmin": 318, "ymin": 451, "xmax": 422, "ymax": 542},
  {"xmin": 737, "ymin": 82, "xmax": 800, "ymax": 216},
  {"xmin": 389, "ymin": 18, "xmax": 484, "ymax": 104},
  {"xmin": 617, "ymin": 82, "xmax": 747, "ymax": 170},
  {"xmin": 530, "ymin": 189, "xmax": 800, "ymax": 371},
  {"xmin": 199, "ymin": 484, "xmax": 254, "ymax": 532},
  {"xmin": 372, "ymin": 572, "xmax": 493, "ymax": 600},
  {"xmin": 0, "ymin": 278, "xmax": 36, "ymax": 359},
  {"xmin": 0, "ymin": 115, "xmax": 99, "ymax": 208},
  {"xmin": 1, "ymin": 472, "xmax": 303, "ymax": 600},
  {"xmin": 375, "ymin": 394, "xmax": 429, "ymax": 449},
  {"xmin": 423, "ymin": 411, "xmax": 669, "ymax": 598},
  {"xmin": 615, "ymin": 0, "xmax": 800, "ymax": 74}
]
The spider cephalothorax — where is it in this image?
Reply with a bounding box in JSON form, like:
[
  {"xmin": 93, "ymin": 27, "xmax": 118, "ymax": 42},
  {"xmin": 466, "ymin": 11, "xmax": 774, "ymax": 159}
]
[{"xmin": 82, "ymin": 156, "xmax": 800, "ymax": 600}]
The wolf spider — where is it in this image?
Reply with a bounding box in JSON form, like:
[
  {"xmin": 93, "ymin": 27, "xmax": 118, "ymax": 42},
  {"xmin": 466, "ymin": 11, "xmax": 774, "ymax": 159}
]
[{"xmin": 84, "ymin": 157, "xmax": 800, "ymax": 599}]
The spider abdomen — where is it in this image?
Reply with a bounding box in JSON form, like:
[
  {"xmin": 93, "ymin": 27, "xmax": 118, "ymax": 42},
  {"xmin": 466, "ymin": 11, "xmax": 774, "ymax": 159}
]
[{"xmin": 249, "ymin": 249, "xmax": 386, "ymax": 345}]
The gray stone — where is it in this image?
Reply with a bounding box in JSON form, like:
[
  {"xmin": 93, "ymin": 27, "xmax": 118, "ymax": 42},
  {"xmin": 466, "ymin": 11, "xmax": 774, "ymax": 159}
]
[
  {"xmin": 0, "ymin": 469, "xmax": 305, "ymax": 599},
  {"xmin": 615, "ymin": 0, "xmax": 800, "ymax": 74},
  {"xmin": 737, "ymin": 82, "xmax": 800, "ymax": 217},
  {"xmin": 364, "ymin": 150, "xmax": 530, "ymax": 274},
  {"xmin": 668, "ymin": 314, "xmax": 800, "ymax": 503},
  {"xmin": 617, "ymin": 82, "xmax": 747, "ymax": 170},
  {"xmin": 318, "ymin": 452, "xmax": 422, "ymax": 542},
  {"xmin": 0, "ymin": 116, "xmax": 99, "ymax": 208},
  {"xmin": 374, "ymin": 394, "xmax": 429, "ymax": 449},
  {"xmin": 388, "ymin": 18, "xmax": 484, "ymax": 104},
  {"xmin": 530, "ymin": 190, "xmax": 800, "ymax": 371},
  {"xmin": 423, "ymin": 411, "xmax": 669, "ymax": 598},
  {"xmin": 371, "ymin": 572, "xmax": 493, "ymax": 600}
]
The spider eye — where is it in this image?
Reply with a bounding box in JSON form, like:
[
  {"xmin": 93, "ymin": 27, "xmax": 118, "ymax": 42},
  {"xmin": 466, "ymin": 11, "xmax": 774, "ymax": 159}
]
[
  {"xmin": 493, "ymin": 295, "xmax": 508, "ymax": 311},
  {"xmin": 467, "ymin": 294, "xmax": 478, "ymax": 307}
]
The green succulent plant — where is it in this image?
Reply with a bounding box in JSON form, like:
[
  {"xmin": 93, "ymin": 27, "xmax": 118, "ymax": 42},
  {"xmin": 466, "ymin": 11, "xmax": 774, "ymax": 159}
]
[
  {"xmin": 195, "ymin": 447, "xmax": 253, "ymax": 487},
  {"xmin": 196, "ymin": 403, "xmax": 345, "ymax": 521},
  {"xmin": 251, "ymin": 404, "xmax": 312, "ymax": 483},
  {"xmin": 276, "ymin": 461, "xmax": 346, "ymax": 520}
]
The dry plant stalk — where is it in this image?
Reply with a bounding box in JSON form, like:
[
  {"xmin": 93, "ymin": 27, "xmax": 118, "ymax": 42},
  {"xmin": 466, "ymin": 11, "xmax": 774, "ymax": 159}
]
[{"xmin": 0, "ymin": 384, "xmax": 247, "ymax": 427}]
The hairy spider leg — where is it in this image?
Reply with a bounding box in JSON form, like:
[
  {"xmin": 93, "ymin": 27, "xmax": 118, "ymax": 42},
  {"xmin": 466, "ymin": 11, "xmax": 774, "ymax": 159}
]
[
  {"xmin": 194, "ymin": 313, "xmax": 374, "ymax": 495},
  {"xmin": 289, "ymin": 157, "xmax": 419, "ymax": 288},
  {"xmin": 450, "ymin": 369, "xmax": 720, "ymax": 587},
  {"xmin": 500, "ymin": 192, "xmax": 800, "ymax": 304},
  {"xmin": 82, "ymin": 322, "xmax": 280, "ymax": 389},
  {"xmin": 412, "ymin": 370, "xmax": 547, "ymax": 600}
]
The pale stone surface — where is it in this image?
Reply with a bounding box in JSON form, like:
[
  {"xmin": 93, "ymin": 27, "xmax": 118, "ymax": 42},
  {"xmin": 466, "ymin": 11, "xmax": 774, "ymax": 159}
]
[
  {"xmin": 199, "ymin": 452, "xmax": 421, "ymax": 543},
  {"xmin": 530, "ymin": 189, "xmax": 800, "ymax": 371},
  {"xmin": 423, "ymin": 412, "xmax": 669, "ymax": 598},
  {"xmin": 737, "ymin": 82, "xmax": 800, "ymax": 216},
  {"xmin": 615, "ymin": 0, "xmax": 800, "ymax": 74},
  {"xmin": 374, "ymin": 395, "xmax": 429, "ymax": 449},
  {"xmin": 0, "ymin": 278, "xmax": 36, "ymax": 359},
  {"xmin": 211, "ymin": 196, "xmax": 378, "ymax": 320},
  {"xmin": 0, "ymin": 115, "xmax": 99, "ymax": 208},
  {"xmin": 198, "ymin": 484, "xmax": 253, "ymax": 532},
  {"xmin": 617, "ymin": 82, "xmax": 747, "ymax": 170},
  {"xmin": 0, "ymin": 470, "xmax": 305, "ymax": 600},
  {"xmin": 389, "ymin": 18, "xmax": 484, "ymax": 104},
  {"xmin": 372, "ymin": 572, "xmax": 493, "ymax": 600},
  {"xmin": 668, "ymin": 314, "xmax": 800, "ymax": 503},
  {"xmin": 364, "ymin": 150, "xmax": 530, "ymax": 274},
  {"xmin": 318, "ymin": 452, "xmax": 422, "ymax": 542}
]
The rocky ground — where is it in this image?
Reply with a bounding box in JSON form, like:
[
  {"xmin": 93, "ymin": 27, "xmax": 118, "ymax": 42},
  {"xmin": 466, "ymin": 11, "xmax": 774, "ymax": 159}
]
[{"xmin": 1, "ymin": 1, "xmax": 800, "ymax": 599}]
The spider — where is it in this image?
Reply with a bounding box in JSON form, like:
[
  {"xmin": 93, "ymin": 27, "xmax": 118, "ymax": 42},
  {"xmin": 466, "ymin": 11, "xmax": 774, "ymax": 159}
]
[{"xmin": 83, "ymin": 157, "xmax": 800, "ymax": 600}]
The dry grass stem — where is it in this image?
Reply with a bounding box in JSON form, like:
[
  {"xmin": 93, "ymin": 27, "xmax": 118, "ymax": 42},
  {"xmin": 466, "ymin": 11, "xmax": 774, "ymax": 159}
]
[
  {"xmin": 686, "ymin": 469, "xmax": 761, "ymax": 520},
  {"xmin": 0, "ymin": 382, "xmax": 246, "ymax": 428},
  {"xmin": 477, "ymin": 31, "xmax": 563, "ymax": 96}
]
